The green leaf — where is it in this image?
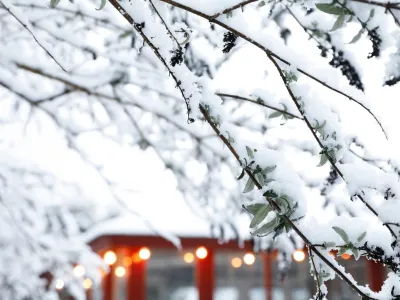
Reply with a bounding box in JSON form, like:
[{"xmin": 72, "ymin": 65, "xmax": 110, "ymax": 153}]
[
  {"xmin": 250, "ymin": 205, "xmax": 271, "ymax": 228},
  {"xmin": 180, "ymin": 32, "xmax": 191, "ymax": 46},
  {"xmin": 332, "ymin": 226, "xmax": 350, "ymax": 243},
  {"xmin": 314, "ymin": 120, "xmax": 326, "ymax": 130},
  {"xmin": 367, "ymin": 9, "xmax": 375, "ymax": 22},
  {"xmin": 352, "ymin": 248, "xmax": 360, "ymax": 260},
  {"xmin": 357, "ymin": 231, "xmax": 367, "ymax": 242},
  {"xmin": 263, "ymin": 190, "xmax": 278, "ymax": 198},
  {"xmin": 338, "ymin": 247, "xmax": 347, "ymax": 256},
  {"xmin": 276, "ymin": 196, "xmax": 291, "ymax": 215},
  {"xmin": 237, "ymin": 168, "xmax": 245, "ymax": 180},
  {"xmin": 258, "ymin": 0, "xmax": 266, "ymax": 7},
  {"xmin": 96, "ymin": 0, "xmax": 107, "ymax": 10},
  {"xmin": 245, "ymin": 203, "xmax": 266, "ymax": 215},
  {"xmin": 324, "ymin": 242, "xmax": 336, "ymax": 248},
  {"xmin": 269, "ymin": 111, "xmax": 282, "ymax": 119},
  {"xmin": 315, "ymin": 3, "xmax": 348, "ymax": 15},
  {"xmin": 331, "ymin": 14, "xmax": 345, "ymax": 31},
  {"xmin": 256, "ymin": 173, "xmax": 265, "ymax": 186},
  {"xmin": 273, "ymin": 222, "xmax": 285, "ymax": 239},
  {"xmin": 252, "ymin": 217, "xmax": 278, "ymax": 236},
  {"xmin": 119, "ymin": 30, "xmax": 132, "ymax": 39},
  {"xmin": 327, "ymin": 150, "xmax": 337, "ymax": 163},
  {"xmin": 349, "ymin": 27, "xmax": 365, "ymax": 44},
  {"xmin": 243, "ymin": 177, "xmax": 255, "ymax": 193},
  {"xmin": 246, "ymin": 146, "xmax": 254, "ymax": 158},
  {"xmin": 263, "ymin": 165, "xmax": 277, "ymax": 174},
  {"xmin": 317, "ymin": 153, "xmax": 329, "ymax": 167},
  {"xmin": 50, "ymin": 0, "xmax": 61, "ymax": 8}
]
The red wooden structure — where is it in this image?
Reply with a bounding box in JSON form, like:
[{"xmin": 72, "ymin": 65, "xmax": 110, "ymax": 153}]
[
  {"xmin": 88, "ymin": 235, "xmax": 274, "ymax": 300},
  {"xmin": 78, "ymin": 234, "xmax": 386, "ymax": 300}
]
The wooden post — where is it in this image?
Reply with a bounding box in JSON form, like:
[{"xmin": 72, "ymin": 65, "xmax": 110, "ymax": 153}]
[
  {"xmin": 127, "ymin": 250, "xmax": 146, "ymax": 300},
  {"xmin": 103, "ymin": 264, "xmax": 114, "ymax": 300},
  {"xmin": 86, "ymin": 289, "xmax": 92, "ymax": 300},
  {"xmin": 367, "ymin": 259, "xmax": 385, "ymax": 292},
  {"xmin": 196, "ymin": 249, "xmax": 214, "ymax": 300},
  {"xmin": 263, "ymin": 252, "xmax": 273, "ymax": 300}
]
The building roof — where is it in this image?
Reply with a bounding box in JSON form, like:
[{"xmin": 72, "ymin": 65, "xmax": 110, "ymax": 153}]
[{"xmin": 81, "ymin": 194, "xmax": 253, "ymax": 249}]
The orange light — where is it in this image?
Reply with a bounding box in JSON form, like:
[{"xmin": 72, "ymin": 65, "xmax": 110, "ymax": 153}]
[
  {"xmin": 183, "ymin": 253, "xmax": 194, "ymax": 263},
  {"xmin": 231, "ymin": 257, "xmax": 242, "ymax": 268},
  {"xmin": 73, "ymin": 265, "xmax": 85, "ymax": 277},
  {"xmin": 104, "ymin": 250, "xmax": 117, "ymax": 265},
  {"xmin": 341, "ymin": 253, "xmax": 351, "ymax": 260},
  {"xmin": 139, "ymin": 247, "xmax": 151, "ymax": 260},
  {"xmin": 293, "ymin": 250, "xmax": 306, "ymax": 262},
  {"xmin": 123, "ymin": 256, "xmax": 132, "ymax": 267},
  {"xmin": 115, "ymin": 266, "xmax": 126, "ymax": 277},
  {"xmin": 83, "ymin": 278, "xmax": 92, "ymax": 290},
  {"xmin": 196, "ymin": 247, "xmax": 208, "ymax": 259},
  {"xmin": 243, "ymin": 253, "xmax": 256, "ymax": 265},
  {"xmin": 55, "ymin": 279, "xmax": 64, "ymax": 290},
  {"xmin": 99, "ymin": 267, "xmax": 107, "ymax": 278}
]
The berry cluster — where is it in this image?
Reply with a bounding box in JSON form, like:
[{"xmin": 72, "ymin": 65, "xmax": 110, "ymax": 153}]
[
  {"xmin": 222, "ymin": 32, "xmax": 238, "ymax": 53},
  {"xmin": 328, "ymin": 47, "xmax": 364, "ymax": 91},
  {"xmin": 170, "ymin": 48, "xmax": 184, "ymax": 67},
  {"xmin": 367, "ymin": 27, "xmax": 381, "ymax": 59}
]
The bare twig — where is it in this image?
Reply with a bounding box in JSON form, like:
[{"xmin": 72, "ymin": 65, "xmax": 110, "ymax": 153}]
[
  {"xmin": 157, "ymin": 0, "xmax": 388, "ymax": 140},
  {"xmin": 1, "ymin": 0, "xmax": 67, "ymax": 72},
  {"xmin": 108, "ymin": 0, "xmax": 194, "ymax": 123},
  {"xmin": 351, "ymin": 0, "xmax": 400, "ymax": 10},
  {"xmin": 217, "ymin": 92, "xmax": 303, "ymax": 120},
  {"xmin": 209, "ymin": 0, "xmax": 258, "ymax": 19},
  {"xmin": 387, "ymin": 6, "xmax": 400, "ymax": 27},
  {"xmin": 148, "ymin": 0, "xmax": 181, "ymax": 47},
  {"xmin": 308, "ymin": 247, "xmax": 324, "ymax": 298}
]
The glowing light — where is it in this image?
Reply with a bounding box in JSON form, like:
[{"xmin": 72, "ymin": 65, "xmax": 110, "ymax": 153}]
[
  {"xmin": 104, "ymin": 251, "xmax": 117, "ymax": 265},
  {"xmin": 55, "ymin": 279, "xmax": 64, "ymax": 290},
  {"xmin": 196, "ymin": 247, "xmax": 208, "ymax": 259},
  {"xmin": 342, "ymin": 253, "xmax": 351, "ymax": 260},
  {"xmin": 243, "ymin": 253, "xmax": 256, "ymax": 265},
  {"xmin": 231, "ymin": 257, "xmax": 242, "ymax": 268},
  {"xmin": 73, "ymin": 265, "xmax": 85, "ymax": 277},
  {"xmin": 83, "ymin": 278, "xmax": 93, "ymax": 290},
  {"xmin": 183, "ymin": 253, "xmax": 194, "ymax": 263},
  {"xmin": 139, "ymin": 247, "xmax": 151, "ymax": 260},
  {"xmin": 115, "ymin": 266, "xmax": 126, "ymax": 277},
  {"xmin": 293, "ymin": 250, "xmax": 306, "ymax": 262},
  {"xmin": 99, "ymin": 268, "xmax": 107, "ymax": 278},
  {"xmin": 123, "ymin": 256, "xmax": 132, "ymax": 267}
]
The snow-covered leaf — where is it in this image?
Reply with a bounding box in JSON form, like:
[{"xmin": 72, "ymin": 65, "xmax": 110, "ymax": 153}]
[
  {"xmin": 243, "ymin": 177, "xmax": 255, "ymax": 193},
  {"xmin": 250, "ymin": 205, "xmax": 271, "ymax": 228},
  {"xmin": 331, "ymin": 14, "xmax": 346, "ymax": 31},
  {"xmin": 332, "ymin": 226, "xmax": 350, "ymax": 243},
  {"xmin": 315, "ymin": 3, "xmax": 349, "ymax": 15}
]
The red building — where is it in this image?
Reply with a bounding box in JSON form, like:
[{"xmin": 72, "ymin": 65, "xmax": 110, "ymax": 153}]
[{"xmin": 75, "ymin": 213, "xmax": 387, "ymax": 300}]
